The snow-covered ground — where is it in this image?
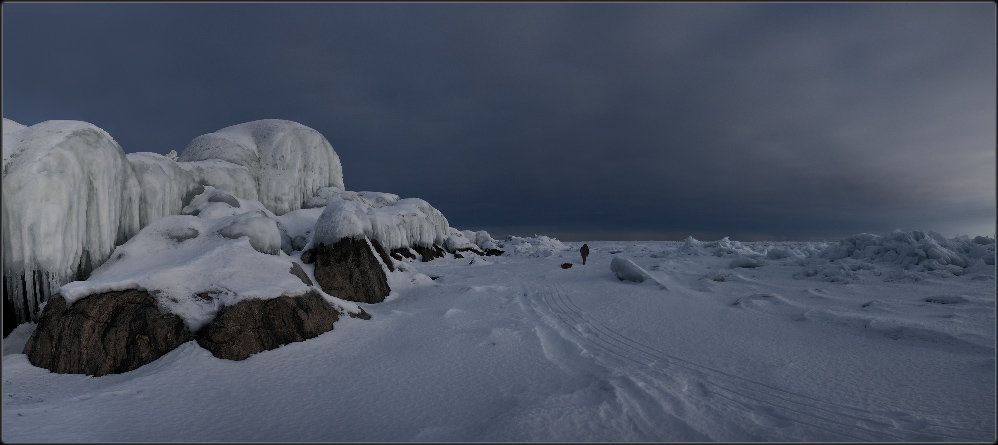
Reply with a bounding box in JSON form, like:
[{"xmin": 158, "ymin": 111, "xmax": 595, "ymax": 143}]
[{"xmin": 2, "ymin": 237, "xmax": 995, "ymax": 442}]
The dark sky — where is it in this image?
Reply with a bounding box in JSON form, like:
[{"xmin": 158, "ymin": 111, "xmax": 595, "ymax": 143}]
[{"xmin": 3, "ymin": 2, "xmax": 995, "ymax": 241}]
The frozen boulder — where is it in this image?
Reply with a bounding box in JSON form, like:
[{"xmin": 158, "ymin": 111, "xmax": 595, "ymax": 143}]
[
  {"xmin": 611, "ymin": 257, "xmax": 652, "ymax": 283},
  {"xmin": 23, "ymin": 290, "xmax": 192, "ymax": 376},
  {"xmin": 179, "ymin": 119, "xmax": 344, "ymax": 215},
  {"xmin": 301, "ymin": 237, "xmax": 392, "ymax": 304},
  {"xmin": 177, "ymin": 158, "xmax": 259, "ymax": 203},
  {"xmin": 127, "ymin": 152, "xmax": 202, "ymax": 227},
  {"xmin": 310, "ymin": 189, "xmax": 450, "ymax": 251},
  {"xmin": 194, "ymin": 290, "xmax": 342, "ymax": 361},
  {"xmin": 3, "ymin": 120, "xmax": 141, "ymax": 330}
]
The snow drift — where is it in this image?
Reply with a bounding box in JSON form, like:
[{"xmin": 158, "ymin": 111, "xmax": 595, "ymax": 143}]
[
  {"xmin": 3, "ymin": 120, "xmax": 141, "ymax": 325},
  {"xmin": 179, "ymin": 119, "xmax": 345, "ymax": 215}
]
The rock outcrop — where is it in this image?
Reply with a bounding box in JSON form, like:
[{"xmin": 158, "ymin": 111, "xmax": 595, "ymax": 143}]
[
  {"xmin": 194, "ymin": 290, "xmax": 340, "ymax": 361},
  {"xmin": 302, "ymin": 237, "xmax": 391, "ymax": 304},
  {"xmin": 23, "ymin": 290, "xmax": 192, "ymax": 376}
]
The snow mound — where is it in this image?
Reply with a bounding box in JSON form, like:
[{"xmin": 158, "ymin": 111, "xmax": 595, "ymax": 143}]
[
  {"xmin": 501, "ymin": 235, "xmax": 570, "ymax": 257},
  {"xmin": 310, "ymin": 189, "xmax": 450, "ymax": 250},
  {"xmin": 127, "ymin": 152, "xmax": 202, "ymax": 227},
  {"xmin": 2, "ymin": 120, "xmax": 141, "ymax": 324},
  {"xmin": 58, "ymin": 189, "xmax": 360, "ymax": 332},
  {"xmin": 179, "ymin": 119, "xmax": 344, "ymax": 215},
  {"xmin": 819, "ymin": 230, "xmax": 995, "ymax": 271}
]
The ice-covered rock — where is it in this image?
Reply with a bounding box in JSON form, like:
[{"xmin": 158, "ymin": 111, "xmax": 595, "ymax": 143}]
[
  {"xmin": 177, "ymin": 159, "xmax": 259, "ymax": 203},
  {"xmin": 179, "ymin": 119, "xmax": 344, "ymax": 215},
  {"xmin": 127, "ymin": 152, "xmax": 202, "ymax": 228},
  {"xmin": 3, "ymin": 120, "xmax": 141, "ymax": 327},
  {"xmin": 57, "ymin": 188, "xmax": 363, "ymax": 332},
  {"xmin": 310, "ymin": 189, "xmax": 450, "ymax": 251},
  {"xmin": 610, "ymin": 257, "xmax": 653, "ymax": 283}
]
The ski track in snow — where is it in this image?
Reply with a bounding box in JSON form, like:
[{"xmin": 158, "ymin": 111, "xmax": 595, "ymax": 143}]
[{"xmin": 526, "ymin": 282, "xmax": 990, "ymax": 441}]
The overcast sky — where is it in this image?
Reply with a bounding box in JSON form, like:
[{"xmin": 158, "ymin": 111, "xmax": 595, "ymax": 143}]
[{"xmin": 3, "ymin": 2, "xmax": 995, "ymax": 241}]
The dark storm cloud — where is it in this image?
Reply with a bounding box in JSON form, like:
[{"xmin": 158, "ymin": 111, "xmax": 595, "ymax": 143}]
[{"xmin": 3, "ymin": 3, "xmax": 994, "ymax": 240}]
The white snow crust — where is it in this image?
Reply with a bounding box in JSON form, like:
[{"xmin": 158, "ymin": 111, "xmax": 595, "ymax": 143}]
[
  {"xmin": 179, "ymin": 119, "xmax": 345, "ymax": 215},
  {"xmin": 2, "ymin": 120, "xmax": 141, "ymax": 323}
]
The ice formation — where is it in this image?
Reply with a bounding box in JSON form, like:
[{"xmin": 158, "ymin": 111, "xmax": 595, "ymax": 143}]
[
  {"xmin": 179, "ymin": 119, "xmax": 345, "ymax": 215},
  {"xmin": 127, "ymin": 152, "xmax": 202, "ymax": 227},
  {"xmin": 310, "ymin": 189, "xmax": 450, "ymax": 250},
  {"xmin": 3, "ymin": 120, "xmax": 141, "ymax": 324},
  {"xmin": 502, "ymin": 235, "xmax": 571, "ymax": 257},
  {"xmin": 177, "ymin": 159, "xmax": 258, "ymax": 203},
  {"xmin": 818, "ymin": 230, "xmax": 995, "ymax": 270}
]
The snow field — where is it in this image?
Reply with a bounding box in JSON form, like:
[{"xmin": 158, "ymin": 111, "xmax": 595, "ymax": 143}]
[{"xmin": 3, "ymin": 237, "xmax": 993, "ymax": 442}]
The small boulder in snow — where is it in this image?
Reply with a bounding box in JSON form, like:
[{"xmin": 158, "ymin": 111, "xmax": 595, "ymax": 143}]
[
  {"xmin": 303, "ymin": 237, "xmax": 391, "ymax": 304},
  {"xmin": 194, "ymin": 290, "xmax": 340, "ymax": 361},
  {"xmin": 611, "ymin": 257, "xmax": 653, "ymax": 283},
  {"xmin": 23, "ymin": 290, "xmax": 192, "ymax": 376}
]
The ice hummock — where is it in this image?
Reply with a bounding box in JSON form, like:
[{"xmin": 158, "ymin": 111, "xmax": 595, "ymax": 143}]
[
  {"xmin": 179, "ymin": 119, "xmax": 345, "ymax": 215},
  {"xmin": 2, "ymin": 120, "xmax": 141, "ymax": 324}
]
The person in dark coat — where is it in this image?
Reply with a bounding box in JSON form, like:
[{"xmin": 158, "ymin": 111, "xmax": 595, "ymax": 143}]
[{"xmin": 580, "ymin": 243, "xmax": 590, "ymax": 265}]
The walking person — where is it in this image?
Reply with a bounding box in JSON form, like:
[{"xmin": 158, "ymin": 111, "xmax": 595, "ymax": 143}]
[{"xmin": 580, "ymin": 243, "xmax": 589, "ymax": 265}]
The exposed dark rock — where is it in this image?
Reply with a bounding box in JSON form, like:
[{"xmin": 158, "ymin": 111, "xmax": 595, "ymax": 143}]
[
  {"xmin": 457, "ymin": 247, "xmax": 486, "ymax": 256},
  {"xmin": 454, "ymin": 252, "xmax": 464, "ymax": 259},
  {"xmin": 391, "ymin": 247, "xmax": 417, "ymax": 261},
  {"xmin": 561, "ymin": 263, "xmax": 573, "ymax": 269},
  {"xmin": 195, "ymin": 290, "xmax": 340, "ymax": 361},
  {"xmin": 22, "ymin": 290, "xmax": 192, "ymax": 376},
  {"xmin": 412, "ymin": 244, "xmax": 446, "ymax": 262},
  {"xmin": 484, "ymin": 249, "xmax": 504, "ymax": 256},
  {"xmin": 348, "ymin": 307, "xmax": 372, "ymax": 320},
  {"xmin": 289, "ymin": 262, "xmax": 313, "ymax": 286},
  {"xmin": 370, "ymin": 238, "xmax": 395, "ymax": 272},
  {"xmin": 301, "ymin": 248, "xmax": 316, "ymax": 264},
  {"xmin": 307, "ymin": 237, "xmax": 391, "ymax": 304}
]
